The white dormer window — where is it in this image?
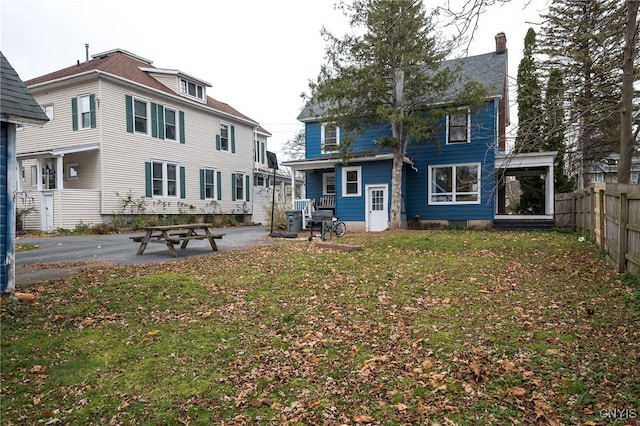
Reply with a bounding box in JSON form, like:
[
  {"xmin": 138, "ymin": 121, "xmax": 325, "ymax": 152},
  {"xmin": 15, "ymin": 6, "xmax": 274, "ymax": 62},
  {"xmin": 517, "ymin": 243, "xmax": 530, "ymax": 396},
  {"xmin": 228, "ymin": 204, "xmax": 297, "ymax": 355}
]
[
  {"xmin": 180, "ymin": 78, "xmax": 204, "ymax": 101},
  {"xmin": 321, "ymin": 123, "xmax": 340, "ymax": 153}
]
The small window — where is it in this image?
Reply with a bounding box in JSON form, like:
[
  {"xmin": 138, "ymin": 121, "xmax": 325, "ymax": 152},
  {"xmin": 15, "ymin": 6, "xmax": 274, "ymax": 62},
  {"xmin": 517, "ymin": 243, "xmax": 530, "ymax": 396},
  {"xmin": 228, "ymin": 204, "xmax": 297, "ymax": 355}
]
[
  {"xmin": 220, "ymin": 123, "xmax": 229, "ymax": 151},
  {"xmin": 323, "ymin": 173, "xmax": 335, "ymax": 195},
  {"xmin": 164, "ymin": 107, "xmax": 177, "ymax": 141},
  {"xmin": 322, "ymin": 124, "xmax": 340, "ymax": 152},
  {"xmin": 429, "ymin": 163, "xmax": 480, "ymax": 204},
  {"xmin": 342, "ymin": 166, "xmax": 361, "ymax": 197},
  {"xmin": 68, "ymin": 164, "xmax": 79, "ymax": 178},
  {"xmin": 134, "ymin": 98, "xmax": 148, "ymax": 134},
  {"xmin": 447, "ymin": 109, "xmax": 470, "ymax": 144},
  {"xmin": 180, "ymin": 78, "xmax": 205, "ymax": 101},
  {"xmin": 80, "ymin": 95, "xmax": 92, "ymax": 128}
]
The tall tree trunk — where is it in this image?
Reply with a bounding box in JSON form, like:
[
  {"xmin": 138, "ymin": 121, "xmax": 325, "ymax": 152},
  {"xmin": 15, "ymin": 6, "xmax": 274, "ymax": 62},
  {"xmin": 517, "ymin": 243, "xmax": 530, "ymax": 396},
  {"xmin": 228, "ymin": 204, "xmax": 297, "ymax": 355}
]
[
  {"xmin": 389, "ymin": 146, "xmax": 404, "ymax": 230},
  {"xmin": 618, "ymin": 0, "xmax": 639, "ymax": 184}
]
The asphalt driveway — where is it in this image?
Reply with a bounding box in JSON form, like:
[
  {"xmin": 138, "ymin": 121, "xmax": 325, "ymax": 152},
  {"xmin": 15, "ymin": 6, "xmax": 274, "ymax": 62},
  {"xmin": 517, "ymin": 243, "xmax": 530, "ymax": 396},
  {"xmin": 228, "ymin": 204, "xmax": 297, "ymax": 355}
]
[{"xmin": 15, "ymin": 226, "xmax": 275, "ymax": 287}]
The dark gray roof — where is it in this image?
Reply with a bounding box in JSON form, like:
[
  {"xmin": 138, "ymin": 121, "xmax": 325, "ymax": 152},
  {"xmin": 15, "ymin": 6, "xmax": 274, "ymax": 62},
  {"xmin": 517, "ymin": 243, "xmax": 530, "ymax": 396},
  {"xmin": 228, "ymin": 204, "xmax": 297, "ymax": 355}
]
[
  {"xmin": 298, "ymin": 50, "xmax": 508, "ymax": 121},
  {"xmin": 0, "ymin": 51, "xmax": 49, "ymax": 125}
]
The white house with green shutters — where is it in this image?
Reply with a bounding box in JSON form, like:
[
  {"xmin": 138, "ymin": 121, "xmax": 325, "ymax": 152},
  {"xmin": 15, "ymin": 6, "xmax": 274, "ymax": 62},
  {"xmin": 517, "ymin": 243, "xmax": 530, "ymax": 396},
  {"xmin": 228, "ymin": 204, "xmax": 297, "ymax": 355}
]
[{"xmin": 15, "ymin": 49, "xmax": 275, "ymax": 231}]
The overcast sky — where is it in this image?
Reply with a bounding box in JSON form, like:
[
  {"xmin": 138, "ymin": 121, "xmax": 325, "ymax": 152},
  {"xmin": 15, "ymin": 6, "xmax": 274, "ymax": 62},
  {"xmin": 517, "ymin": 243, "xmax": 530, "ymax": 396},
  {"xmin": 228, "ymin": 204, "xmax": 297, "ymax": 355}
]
[{"xmin": 1, "ymin": 0, "xmax": 548, "ymax": 159}]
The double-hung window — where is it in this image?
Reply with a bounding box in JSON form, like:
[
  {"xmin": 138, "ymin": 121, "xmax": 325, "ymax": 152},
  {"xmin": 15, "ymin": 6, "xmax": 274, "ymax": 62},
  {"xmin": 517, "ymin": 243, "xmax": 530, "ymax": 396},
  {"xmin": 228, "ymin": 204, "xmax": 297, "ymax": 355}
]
[
  {"xmin": 429, "ymin": 163, "xmax": 480, "ymax": 204},
  {"xmin": 72, "ymin": 94, "xmax": 96, "ymax": 130},
  {"xmin": 134, "ymin": 98, "xmax": 149, "ymax": 135},
  {"xmin": 80, "ymin": 95, "xmax": 92, "ymax": 128},
  {"xmin": 342, "ymin": 166, "xmax": 361, "ymax": 197},
  {"xmin": 164, "ymin": 107, "xmax": 177, "ymax": 141},
  {"xmin": 150, "ymin": 161, "xmax": 180, "ymax": 198},
  {"xmin": 232, "ymin": 172, "xmax": 250, "ymax": 201},
  {"xmin": 220, "ymin": 124, "xmax": 229, "ymax": 151},
  {"xmin": 447, "ymin": 109, "xmax": 470, "ymax": 144},
  {"xmin": 321, "ymin": 124, "xmax": 339, "ymax": 152},
  {"xmin": 203, "ymin": 169, "xmax": 216, "ymax": 198},
  {"xmin": 323, "ymin": 173, "xmax": 336, "ymax": 195}
]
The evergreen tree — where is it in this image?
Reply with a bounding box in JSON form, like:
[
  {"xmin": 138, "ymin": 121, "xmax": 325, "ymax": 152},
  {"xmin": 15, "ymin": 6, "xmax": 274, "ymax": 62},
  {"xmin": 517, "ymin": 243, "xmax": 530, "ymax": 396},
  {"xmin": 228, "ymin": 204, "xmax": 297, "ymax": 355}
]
[
  {"xmin": 515, "ymin": 28, "xmax": 545, "ymax": 214},
  {"xmin": 543, "ymin": 68, "xmax": 575, "ymax": 193},
  {"xmin": 307, "ymin": 0, "xmax": 487, "ymax": 229},
  {"xmin": 540, "ymin": 0, "xmax": 624, "ymax": 188}
]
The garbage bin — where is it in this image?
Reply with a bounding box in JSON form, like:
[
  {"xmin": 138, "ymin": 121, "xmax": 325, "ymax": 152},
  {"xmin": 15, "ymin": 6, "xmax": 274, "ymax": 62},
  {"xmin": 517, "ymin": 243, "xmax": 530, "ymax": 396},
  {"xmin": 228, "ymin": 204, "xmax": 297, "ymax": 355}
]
[{"xmin": 286, "ymin": 210, "xmax": 302, "ymax": 233}]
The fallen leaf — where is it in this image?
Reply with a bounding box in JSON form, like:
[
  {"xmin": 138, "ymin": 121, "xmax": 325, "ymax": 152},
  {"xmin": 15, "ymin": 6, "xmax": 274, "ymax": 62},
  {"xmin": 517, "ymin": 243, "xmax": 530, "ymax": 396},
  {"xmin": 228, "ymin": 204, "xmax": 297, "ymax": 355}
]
[
  {"xmin": 421, "ymin": 357, "xmax": 433, "ymax": 371},
  {"xmin": 354, "ymin": 414, "xmax": 375, "ymax": 423},
  {"xmin": 508, "ymin": 387, "xmax": 526, "ymax": 397}
]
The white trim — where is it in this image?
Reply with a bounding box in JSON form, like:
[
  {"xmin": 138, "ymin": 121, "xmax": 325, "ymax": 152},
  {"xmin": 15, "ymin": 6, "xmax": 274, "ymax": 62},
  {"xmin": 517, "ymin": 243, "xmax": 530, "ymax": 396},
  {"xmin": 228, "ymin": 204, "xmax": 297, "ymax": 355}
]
[
  {"xmin": 220, "ymin": 122, "xmax": 231, "ymax": 152},
  {"xmin": 446, "ymin": 107, "xmax": 470, "ymax": 145},
  {"xmin": 342, "ymin": 166, "xmax": 362, "ymax": 197},
  {"xmin": 428, "ymin": 162, "xmax": 481, "ymax": 205},
  {"xmin": 321, "ymin": 123, "xmax": 340, "ymax": 153},
  {"xmin": 322, "ymin": 172, "xmax": 336, "ymax": 195},
  {"xmin": 132, "ymin": 96, "xmax": 150, "ymax": 136},
  {"xmin": 151, "ymin": 160, "xmax": 180, "ymax": 198},
  {"xmin": 365, "ymin": 184, "xmax": 389, "ymax": 232}
]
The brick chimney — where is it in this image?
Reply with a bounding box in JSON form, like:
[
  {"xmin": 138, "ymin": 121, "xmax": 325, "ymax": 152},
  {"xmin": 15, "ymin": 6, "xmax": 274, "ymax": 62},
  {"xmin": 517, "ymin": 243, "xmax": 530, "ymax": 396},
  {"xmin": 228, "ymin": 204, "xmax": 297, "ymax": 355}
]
[{"xmin": 495, "ymin": 32, "xmax": 507, "ymax": 53}]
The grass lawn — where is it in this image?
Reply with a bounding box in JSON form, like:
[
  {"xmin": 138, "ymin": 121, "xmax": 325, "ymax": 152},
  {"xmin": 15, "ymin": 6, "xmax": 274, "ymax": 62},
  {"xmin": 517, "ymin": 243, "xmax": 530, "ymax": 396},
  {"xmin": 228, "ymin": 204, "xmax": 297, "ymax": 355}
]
[{"xmin": 1, "ymin": 230, "xmax": 638, "ymax": 425}]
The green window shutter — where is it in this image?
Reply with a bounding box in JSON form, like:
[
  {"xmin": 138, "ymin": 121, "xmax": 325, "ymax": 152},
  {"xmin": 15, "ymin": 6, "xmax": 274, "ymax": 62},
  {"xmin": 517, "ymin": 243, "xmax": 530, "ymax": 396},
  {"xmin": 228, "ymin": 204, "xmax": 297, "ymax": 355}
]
[
  {"xmin": 179, "ymin": 111, "xmax": 185, "ymax": 144},
  {"xmin": 261, "ymin": 142, "xmax": 265, "ymax": 164},
  {"xmin": 253, "ymin": 175, "xmax": 257, "ymax": 186},
  {"xmin": 150, "ymin": 103, "xmax": 158, "ymax": 138},
  {"xmin": 125, "ymin": 95, "xmax": 133, "ymax": 133},
  {"xmin": 157, "ymin": 105, "xmax": 165, "ymax": 139},
  {"xmin": 266, "ymin": 176, "xmax": 270, "ymax": 188},
  {"xmin": 216, "ymin": 134, "xmax": 221, "ymax": 150},
  {"xmin": 89, "ymin": 94, "xmax": 97, "ymax": 128},
  {"xmin": 199, "ymin": 169, "xmax": 205, "ymax": 200},
  {"xmin": 180, "ymin": 166, "xmax": 186, "ymax": 199},
  {"xmin": 216, "ymin": 171, "xmax": 222, "ymax": 200},
  {"xmin": 145, "ymin": 162, "xmax": 152, "ymax": 197},
  {"xmin": 231, "ymin": 173, "xmax": 237, "ymax": 201},
  {"xmin": 245, "ymin": 175, "xmax": 250, "ymax": 201},
  {"xmin": 230, "ymin": 125, "xmax": 236, "ymax": 153},
  {"xmin": 71, "ymin": 97, "xmax": 78, "ymax": 131}
]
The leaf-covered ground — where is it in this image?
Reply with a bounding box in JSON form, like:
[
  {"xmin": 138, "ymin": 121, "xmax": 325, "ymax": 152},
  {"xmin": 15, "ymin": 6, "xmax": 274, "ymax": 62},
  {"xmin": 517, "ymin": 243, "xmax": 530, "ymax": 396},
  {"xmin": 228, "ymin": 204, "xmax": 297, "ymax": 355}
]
[{"xmin": 1, "ymin": 230, "xmax": 638, "ymax": 425}]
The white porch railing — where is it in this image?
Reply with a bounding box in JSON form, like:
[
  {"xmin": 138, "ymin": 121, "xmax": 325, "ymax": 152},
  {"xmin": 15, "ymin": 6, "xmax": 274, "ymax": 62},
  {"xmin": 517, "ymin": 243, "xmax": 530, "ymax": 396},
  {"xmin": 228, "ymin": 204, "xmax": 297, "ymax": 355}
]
[{"xmin": 293, "ymin": 199, "xmax": 313, "ymax": 229}]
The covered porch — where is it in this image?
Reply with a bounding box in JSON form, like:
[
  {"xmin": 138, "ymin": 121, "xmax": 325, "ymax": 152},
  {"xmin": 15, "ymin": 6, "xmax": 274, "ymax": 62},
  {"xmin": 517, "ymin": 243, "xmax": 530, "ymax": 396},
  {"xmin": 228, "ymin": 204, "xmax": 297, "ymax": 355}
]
[
  {"xmin": 494, "ymin": 151, "xmax": 558, "ymax": 229},
  {"xmin": 17, "ymin": 143, "xmax": 102, "ymax": 231}
]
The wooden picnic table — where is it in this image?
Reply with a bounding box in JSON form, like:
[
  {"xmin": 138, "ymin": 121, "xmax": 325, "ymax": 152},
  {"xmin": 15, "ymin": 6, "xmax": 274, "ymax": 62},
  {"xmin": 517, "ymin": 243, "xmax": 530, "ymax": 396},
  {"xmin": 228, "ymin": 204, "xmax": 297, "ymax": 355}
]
[{"xmin": 130, "ymin": 223, "xmax": 224, "ymax": 257}]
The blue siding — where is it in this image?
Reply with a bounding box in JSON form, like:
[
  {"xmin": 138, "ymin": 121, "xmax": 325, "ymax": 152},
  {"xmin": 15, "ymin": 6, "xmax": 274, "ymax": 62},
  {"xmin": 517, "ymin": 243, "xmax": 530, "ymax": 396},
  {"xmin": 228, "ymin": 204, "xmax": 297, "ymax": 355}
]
[
  {"xmin": 335, "ymin": 160, "xmax": 393, "ymax": 221},
  {"xmin": 1, "ymin": 123, "xmax": 8, "ymax": 288},
  {"xmin": 305, "ymin": 121, "xmax": 393, "ymax": 158},
  {"xmin": 303, "ymin": 100, "xmax": 499, "ymax": 223},
  {"xmin": 406, "ymin": 101, "xmax": 497, "ymax": 220}
]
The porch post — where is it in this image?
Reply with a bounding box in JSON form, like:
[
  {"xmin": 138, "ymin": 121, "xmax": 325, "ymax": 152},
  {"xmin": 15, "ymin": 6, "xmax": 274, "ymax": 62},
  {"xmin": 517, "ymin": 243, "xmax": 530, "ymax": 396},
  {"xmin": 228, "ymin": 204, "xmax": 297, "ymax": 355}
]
[
  {"xmin": 290, "ymin": 172, "xmax": 295, "ymax": 206},
  {"xmin": 546, "ymin": 163, "xmax": 554, "ymax": 215},
  {"xmin": 56, "ymin": 156, "xmax": 64, "ymax": 190}
]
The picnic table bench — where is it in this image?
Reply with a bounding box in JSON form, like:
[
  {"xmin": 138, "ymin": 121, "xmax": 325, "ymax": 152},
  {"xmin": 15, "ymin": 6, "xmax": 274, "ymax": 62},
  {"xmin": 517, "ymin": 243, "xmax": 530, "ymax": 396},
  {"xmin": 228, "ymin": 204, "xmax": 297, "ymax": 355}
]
[{"xmin": 129, "ymin": 223, "xmax": 224, "ymax": 257}]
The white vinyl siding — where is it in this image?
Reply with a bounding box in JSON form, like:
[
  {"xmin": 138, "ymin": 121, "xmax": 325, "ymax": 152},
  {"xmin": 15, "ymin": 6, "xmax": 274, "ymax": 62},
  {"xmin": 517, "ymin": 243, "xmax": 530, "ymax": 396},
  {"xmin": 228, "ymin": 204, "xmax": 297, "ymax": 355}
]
[{"xmin": 18, "ymin": 76, "xmax": 258, "ymax": 223}]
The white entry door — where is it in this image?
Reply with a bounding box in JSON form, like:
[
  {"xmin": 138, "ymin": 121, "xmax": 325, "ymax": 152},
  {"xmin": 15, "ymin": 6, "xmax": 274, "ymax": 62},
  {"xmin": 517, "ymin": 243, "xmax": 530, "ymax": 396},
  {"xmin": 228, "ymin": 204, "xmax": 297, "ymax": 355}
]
[
  {"xmin": 366, "ymin": 184, "xmax": 388, "ymax": 232},
  {"xmin": 41, "ymin": 191, "xmax": 54, "ymax": 232}
]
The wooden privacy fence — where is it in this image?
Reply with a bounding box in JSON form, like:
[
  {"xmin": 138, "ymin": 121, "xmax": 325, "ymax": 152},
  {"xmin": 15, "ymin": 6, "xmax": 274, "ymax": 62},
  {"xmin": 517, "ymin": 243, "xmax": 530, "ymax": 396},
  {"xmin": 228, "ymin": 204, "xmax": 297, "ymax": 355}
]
[{"xmin": 555, "ymin": 184, "xmax": 640, "ymax": 275}]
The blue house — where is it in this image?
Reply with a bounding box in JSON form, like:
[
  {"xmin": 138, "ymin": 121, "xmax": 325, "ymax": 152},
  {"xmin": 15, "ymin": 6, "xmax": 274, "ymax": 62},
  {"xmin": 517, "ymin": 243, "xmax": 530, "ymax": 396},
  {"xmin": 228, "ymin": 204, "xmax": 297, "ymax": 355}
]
[
  {"xmin": 1, "ymin": 52, "xmax": 49, "ymax": 291},
  {"xmin": 284, "ymin": 33, "xmax": 557, "ymax": 232}
]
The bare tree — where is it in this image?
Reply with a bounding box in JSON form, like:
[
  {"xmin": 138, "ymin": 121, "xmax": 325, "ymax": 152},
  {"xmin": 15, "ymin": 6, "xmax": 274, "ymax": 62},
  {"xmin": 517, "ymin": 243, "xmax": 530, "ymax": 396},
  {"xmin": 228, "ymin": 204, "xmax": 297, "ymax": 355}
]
[{"xmin": 618, "ymin": 0, "xmax": 640, "ymax": 184}]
